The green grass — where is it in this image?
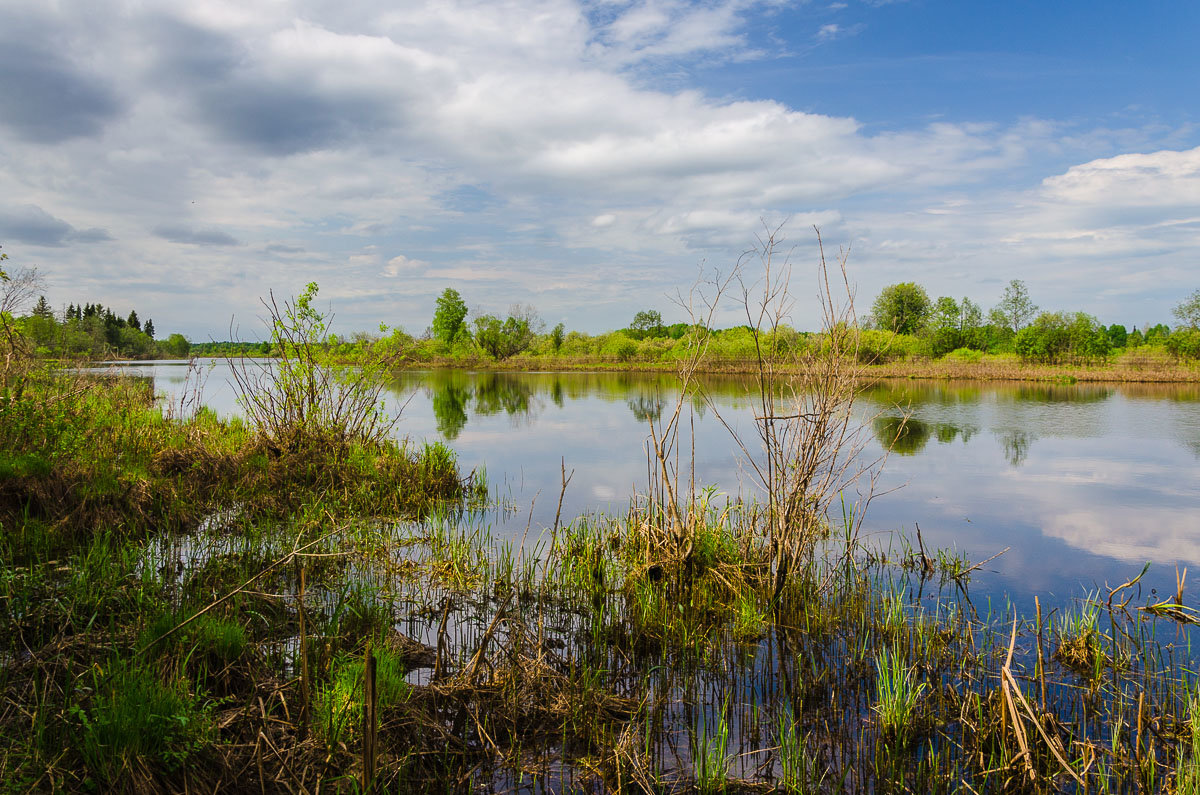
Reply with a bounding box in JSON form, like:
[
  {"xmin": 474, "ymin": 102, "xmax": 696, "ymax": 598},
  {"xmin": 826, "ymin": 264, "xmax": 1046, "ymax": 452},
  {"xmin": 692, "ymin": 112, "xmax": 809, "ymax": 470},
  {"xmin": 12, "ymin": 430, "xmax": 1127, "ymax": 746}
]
[
  {"xmin": 873, "ymin": 645, "xmax": 928, "ymax": 738},
  {"xmin": 75, "ymin": 659, "xmax": 211, "ymax": 785}
]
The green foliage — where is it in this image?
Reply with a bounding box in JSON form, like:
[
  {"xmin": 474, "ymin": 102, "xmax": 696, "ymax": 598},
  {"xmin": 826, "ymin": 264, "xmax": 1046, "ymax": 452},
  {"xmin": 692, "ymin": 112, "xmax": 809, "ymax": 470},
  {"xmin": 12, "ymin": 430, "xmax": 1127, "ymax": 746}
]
[
  {"xmin": 1177, "ymin": 686, "xmax": 1200, "ymax": 794},
  {"xmin": 994, "ymin": 279, "xmax": 1038, "ymax": 333},
  {"xmin": 432, "ymin": 288, "xmax": 468, "ymax": 346},
  {"xmin": 873, "ymin": 645, "xmax": 927, "ymax": 736},
  {"xmin": 76, "ymin": 659, "xmax": 210, "ymax": 782},
  {"xmin": 601, "ymin": 331, "xmax": 639, "ymax": 361},
  {"xmin": 317, "ymin": 647, "xmax": 410, "ymax": 748},
  {"xmin": 923, "ymin": 296, "xmax": 987, "ymax": 356},
  {"xmin": 163, "ymin": 332, "xmax": 191, "ymax": 358},
  {"xmin": 1167, "ymin": 329, "xmax": 1200, "ymax": 360},
  {"xmin": 855, "ymin": 329, "xmax": 922, "ymax": 364},
  {"xmin": 474, "ymin": 311, "xmax": 538, "ymax": 359},
  {"xmin": 8, "ymin": 290, "xmax": 161, "ymax": 360},
  {"xmin": 1014, "ymin": 311, "xmax": 1112, "ymax": 363},
  {"xmin": 944, "ymin": 347, "xmax": 983, "ymax": 363},
  {"xmin": 1145, "ymin": 322, "xmax": 1172, "ymax": 345},
  {"xmin": 232, "ymin": 282, "xmax": 396, "ymax": 449},
  {"xmin": 629, "ymin": 309, "xmax": 665, "ymax": 340},
  {"xmin": 872, "ymin": 282, "xmax": 930, "ymax": 335},
  {"xmin": 550, "ymin": 321, "xmax": 565, "ymax": 353}
]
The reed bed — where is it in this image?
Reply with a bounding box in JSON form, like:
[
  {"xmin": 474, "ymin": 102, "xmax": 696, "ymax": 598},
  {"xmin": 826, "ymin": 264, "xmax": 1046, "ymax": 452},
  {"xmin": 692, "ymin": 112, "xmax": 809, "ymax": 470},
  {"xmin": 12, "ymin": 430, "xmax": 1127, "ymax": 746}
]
[{"xmin": 6, "ymin": 493, "xmax": 1198, "ymax": 792}]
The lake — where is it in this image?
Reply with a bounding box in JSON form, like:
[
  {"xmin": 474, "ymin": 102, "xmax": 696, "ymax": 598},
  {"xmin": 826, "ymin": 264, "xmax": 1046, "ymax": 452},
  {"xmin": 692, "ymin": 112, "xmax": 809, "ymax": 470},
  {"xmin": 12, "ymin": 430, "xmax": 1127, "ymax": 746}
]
[{"xmin": 108, "ymin": 360, "xmax": 1200, "ymax": 613}]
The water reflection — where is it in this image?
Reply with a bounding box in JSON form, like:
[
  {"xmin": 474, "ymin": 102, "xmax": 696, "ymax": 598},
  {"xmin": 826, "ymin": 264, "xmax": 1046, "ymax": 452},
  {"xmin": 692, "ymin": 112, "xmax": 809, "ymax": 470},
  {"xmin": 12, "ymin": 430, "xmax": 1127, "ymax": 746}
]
[
  {"xmin": 998, "ymin": 429, "xmax": 1032, "ymax": 466},
  {"xmin": 424, "ymin": 371, "xmax": 540, "ymax": 439},
  {"xmin": 627, "ymin": 393, "xmax": 665, "ymax": 424},
  {"xmin": 874, "ymin": 416, "xmax": 932, "ymax": 456},
  {"xmin": 111, "ymin": 362, "xmax": 1200, "ymax": 611}
]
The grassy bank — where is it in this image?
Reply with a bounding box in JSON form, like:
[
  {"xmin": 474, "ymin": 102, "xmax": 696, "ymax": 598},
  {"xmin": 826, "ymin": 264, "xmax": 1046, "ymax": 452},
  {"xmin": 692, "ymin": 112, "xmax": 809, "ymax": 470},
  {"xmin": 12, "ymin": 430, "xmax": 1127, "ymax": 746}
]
[
  {"xmin": 0, "ymin": 365, "xmax": 477, "ymax": 791},
  {"xmin": 363, "ymin": 348, "xmax": 1200, "ymax": 384}
]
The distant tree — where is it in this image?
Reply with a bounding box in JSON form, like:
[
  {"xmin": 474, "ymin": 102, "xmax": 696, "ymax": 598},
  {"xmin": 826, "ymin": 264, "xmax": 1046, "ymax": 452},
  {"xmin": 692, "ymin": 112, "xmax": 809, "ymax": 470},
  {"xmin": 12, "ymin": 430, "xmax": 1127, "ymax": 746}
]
[
  {"xmin": 1145, "ymin": 323, "xmax": 1171, "ymax": 344},
  {"xmin": 143, "ymin": 318, "xmax": 155, "ymax": 339},
  {"xmin": 995, "ymin": 279, "xmax": 1038, "ymax": 333},
  {"xmin": 32, "ymin": 295, "xmax": 53, "ymax": 318},
  {"xmin": 127, "ymin": 310, "xmax": 141, "ymax": 331},
  {"xmin": 872, "ymin": 283, "xmax": 930, "ymax": 335},
  {"xmin": 432, "ymin": 288, "xmax": 468, "ymax": 346},
  {"xmin": 1014, "ymin": 311, "xmax": 1110, "ymax": 363},
  {"xmin": 930, "ymin": 296, "xmax": 960, "ymax": 329},
  {"xmin": 630, "ymin": 309, "xmax": 664, "ymax": 339},
  {"xmin": 1106, "ymin": 324, "xmax": 1127, "ymax": 348},
  {"xmin": 550, "ymin": 322, "xmax": 565, "ymax": 353},
  {"xmin": 1173, "ymin": 289, "xmax": 1200, "ymax": 329},
  {"xmin": 163, "ymin": 333, "xmax": 191, "ymax": 358},
  {"xmin": 924, "ymin": 296, "xmax": 962, "ymax": 356},
  {"xmin": 958, "ymin": 298, "xmax": 983, "ymax": 335},
  {"xmin": 473, "ymin": 304, "xmax": 542, "ymax": 360}
]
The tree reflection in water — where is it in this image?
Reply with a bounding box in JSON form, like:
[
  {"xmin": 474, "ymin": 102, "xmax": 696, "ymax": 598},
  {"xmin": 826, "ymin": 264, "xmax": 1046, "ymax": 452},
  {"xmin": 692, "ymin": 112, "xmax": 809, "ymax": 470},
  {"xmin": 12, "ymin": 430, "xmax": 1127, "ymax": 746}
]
[
  {"xmin": 874, "ymin": 415, "xmax": 933, "ymax": 456},
  {"xmin": 1000, "ymin": 429, "xmax": 1032, "ymax": 466},
  {"xmin": 428, "ymin": 372, "xmax": 539, "ymax": 440},
  {"xmin": 627, "ymin": 393, "xmax": 664, "ymax": 424}
]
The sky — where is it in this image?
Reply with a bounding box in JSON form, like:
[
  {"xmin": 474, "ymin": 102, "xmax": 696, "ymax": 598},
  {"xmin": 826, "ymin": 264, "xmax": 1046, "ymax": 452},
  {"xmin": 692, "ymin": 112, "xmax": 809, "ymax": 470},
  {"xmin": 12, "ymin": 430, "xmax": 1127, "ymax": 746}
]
[{"xmin": 1, "ymin": 0, "xmax": 1198, "ymax": 341}]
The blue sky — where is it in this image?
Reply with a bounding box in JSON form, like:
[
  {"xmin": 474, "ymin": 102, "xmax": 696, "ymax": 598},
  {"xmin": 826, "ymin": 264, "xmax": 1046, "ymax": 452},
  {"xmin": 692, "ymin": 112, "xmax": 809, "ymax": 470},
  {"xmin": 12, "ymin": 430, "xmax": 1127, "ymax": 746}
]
[{"xmin": 0, "ymin": 0, "xmax": 1197, "ymax": 339}]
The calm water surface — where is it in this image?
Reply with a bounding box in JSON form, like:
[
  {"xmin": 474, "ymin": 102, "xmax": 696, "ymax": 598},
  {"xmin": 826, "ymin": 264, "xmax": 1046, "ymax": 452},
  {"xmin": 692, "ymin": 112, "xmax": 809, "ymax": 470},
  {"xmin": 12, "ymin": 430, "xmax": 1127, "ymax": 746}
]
[{"xmin": 111, "ymin": 360, "xmax": 1200, "ymax": 612}]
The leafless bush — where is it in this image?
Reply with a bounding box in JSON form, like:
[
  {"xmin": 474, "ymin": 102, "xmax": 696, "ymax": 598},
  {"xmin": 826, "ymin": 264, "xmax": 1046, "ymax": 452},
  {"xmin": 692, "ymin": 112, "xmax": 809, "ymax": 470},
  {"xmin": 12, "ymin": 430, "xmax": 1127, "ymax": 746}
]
[
  {"xmin": 728, "ymin": 224, "xmax": 888, "ymax": 598},
  {"xmin": 642, "ymin": 224, "xmax": 892, "ymax": 597},
  {"xmin": 1, "ymin": 265, "xmax": 44, "ymax": 401}
]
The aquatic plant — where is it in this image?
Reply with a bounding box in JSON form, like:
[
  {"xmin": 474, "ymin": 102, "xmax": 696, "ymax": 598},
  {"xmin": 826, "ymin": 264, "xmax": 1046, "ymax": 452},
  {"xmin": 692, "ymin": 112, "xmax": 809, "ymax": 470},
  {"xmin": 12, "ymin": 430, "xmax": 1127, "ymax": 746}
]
[{"xmin": 873, "ymin": 644, "xmax": 927, "ymax": 738}]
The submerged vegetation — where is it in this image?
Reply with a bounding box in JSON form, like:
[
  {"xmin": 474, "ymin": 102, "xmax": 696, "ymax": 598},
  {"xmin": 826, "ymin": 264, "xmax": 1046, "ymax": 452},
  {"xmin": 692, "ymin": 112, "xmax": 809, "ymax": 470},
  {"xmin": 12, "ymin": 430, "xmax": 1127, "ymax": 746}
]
[{"xmin": 2, "ymin": 232, "xmax": 1200, "ymax": 791}]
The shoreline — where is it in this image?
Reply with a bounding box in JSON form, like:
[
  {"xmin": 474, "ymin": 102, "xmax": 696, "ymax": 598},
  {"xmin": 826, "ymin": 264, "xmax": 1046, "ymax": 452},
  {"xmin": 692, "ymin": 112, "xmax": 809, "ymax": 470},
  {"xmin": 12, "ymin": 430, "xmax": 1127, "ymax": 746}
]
[{"xmin": 371, "ymin": 354, "xmax": 1200, "ymax": 384}]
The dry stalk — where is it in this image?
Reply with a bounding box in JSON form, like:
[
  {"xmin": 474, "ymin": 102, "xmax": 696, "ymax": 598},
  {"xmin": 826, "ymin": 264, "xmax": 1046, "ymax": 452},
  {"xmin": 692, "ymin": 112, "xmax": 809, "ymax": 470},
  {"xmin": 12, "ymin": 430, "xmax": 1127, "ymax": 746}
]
[
  {"xmin": 697, "ymin": 224, "xmax": 891, "ymax": 599},
  {"xmin": 641, "ymin": 262, "xmax": 739, "ymax": 562}
]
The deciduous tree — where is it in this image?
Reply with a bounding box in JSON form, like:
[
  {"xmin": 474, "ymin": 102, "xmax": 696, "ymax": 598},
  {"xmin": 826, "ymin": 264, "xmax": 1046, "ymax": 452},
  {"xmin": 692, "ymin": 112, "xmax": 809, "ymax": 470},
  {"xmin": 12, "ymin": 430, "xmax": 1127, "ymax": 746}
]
[
  {"xmin": 995, "ymin": 279, "xmax": 1038, "ymax": 333},
  {"xmin": 432, "ymin": 288, "xmax": 468, "ymax": 346},
  {"xmin": 630, "ymin": 309, "xmax": 664, "ymax": 339},
  {"xmin": 1173, "ymin": 289, "xmax": 1200, "ymax": 329},
  {"xmin": 871, "ymin": 282, "xmax": 930, "ymax": 335}
]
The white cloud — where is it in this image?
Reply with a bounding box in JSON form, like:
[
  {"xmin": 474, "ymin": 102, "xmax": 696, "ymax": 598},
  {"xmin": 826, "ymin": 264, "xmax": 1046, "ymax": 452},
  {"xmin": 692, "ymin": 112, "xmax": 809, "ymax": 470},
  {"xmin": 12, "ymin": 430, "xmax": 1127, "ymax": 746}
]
[
  {"xmin": 384, "ymin": 254, "xmax": 429, "ymax": 277},
  {"xmin": 1041, "ymin": 146, "xmax": 1200, "ymax": 207},
  {"xmin": 0, "ymin": 0, "xmax": 1195, "ymax": 335}
]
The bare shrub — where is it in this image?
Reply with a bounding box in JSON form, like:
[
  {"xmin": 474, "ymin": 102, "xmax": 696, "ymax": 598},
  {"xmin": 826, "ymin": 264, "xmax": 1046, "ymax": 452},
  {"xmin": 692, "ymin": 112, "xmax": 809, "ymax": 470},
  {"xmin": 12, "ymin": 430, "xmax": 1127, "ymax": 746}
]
[
  {"xmin": 727, "ymin": 224, "xmax": 888, "ymax": 599},
  {"xmin": 1, "ymin": 265, "xmax": 44, "ymax": 402},
  {"xmin": 640, "ymin": 224, "xmax": 892, "ymax": 598}
]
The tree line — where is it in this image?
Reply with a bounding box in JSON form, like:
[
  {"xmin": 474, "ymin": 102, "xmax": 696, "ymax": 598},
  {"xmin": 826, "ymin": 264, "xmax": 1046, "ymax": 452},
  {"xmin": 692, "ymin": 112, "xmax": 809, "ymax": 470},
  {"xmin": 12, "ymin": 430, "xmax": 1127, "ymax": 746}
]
[
  {"xmin": 1, "ymin": 259, "xmax": 190, "ymax": 360},
  {"xmin": 6, "ymin": 250, "xmax": 1199, "ymax": 368},
  {"xmin": 868, "ymin": 279, "xmax": 1200, "ymax": 364}
]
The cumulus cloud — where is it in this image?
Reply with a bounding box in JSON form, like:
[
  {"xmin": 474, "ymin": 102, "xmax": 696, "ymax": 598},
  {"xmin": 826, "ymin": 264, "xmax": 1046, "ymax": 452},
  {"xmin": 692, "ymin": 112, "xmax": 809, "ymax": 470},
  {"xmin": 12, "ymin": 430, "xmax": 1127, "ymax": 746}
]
[
  {"xmin": 0, "ymin": 0, "xmax": 1194, "ymax": 336},
  {"xmin": 1041, "ymin": 146, "xmax": 1200, "ymax": 207}
]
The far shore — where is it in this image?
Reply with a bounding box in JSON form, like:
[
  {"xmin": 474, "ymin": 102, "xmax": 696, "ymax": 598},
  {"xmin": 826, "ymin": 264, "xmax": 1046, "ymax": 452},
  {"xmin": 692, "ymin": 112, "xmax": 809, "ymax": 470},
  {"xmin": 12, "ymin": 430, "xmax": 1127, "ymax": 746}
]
[{"xmin": 371, "ymin": 353, "xmax": 1200, "ymax": 384}]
